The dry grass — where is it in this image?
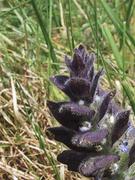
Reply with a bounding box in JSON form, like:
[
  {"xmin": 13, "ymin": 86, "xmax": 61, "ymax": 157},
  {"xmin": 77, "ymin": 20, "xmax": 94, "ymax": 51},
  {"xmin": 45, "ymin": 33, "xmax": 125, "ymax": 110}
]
[{"xmin": 0, "ymin": 60, "xmax": 84, "ymax": 179}]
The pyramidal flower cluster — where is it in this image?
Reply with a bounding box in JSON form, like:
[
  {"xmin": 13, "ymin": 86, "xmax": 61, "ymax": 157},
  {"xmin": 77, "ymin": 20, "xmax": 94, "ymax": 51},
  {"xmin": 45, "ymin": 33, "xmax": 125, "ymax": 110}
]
[{"xmin": 46, "ymin": 45, "xmax": 135, "ymax": 180}]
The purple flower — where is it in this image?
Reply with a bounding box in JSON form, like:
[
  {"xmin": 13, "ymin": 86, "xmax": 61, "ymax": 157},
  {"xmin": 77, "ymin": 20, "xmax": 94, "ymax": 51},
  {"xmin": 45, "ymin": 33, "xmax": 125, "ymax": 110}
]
[
  {"xmin": 78, "ymin": 154, "xmax": 119, "ymax": 177},
  {"xmin": 58, "ymin": 150, "xmax": 119, "ymax": 178},
  {"xmin": 127, "ymin": 123, "xmax": 135, "ymax": 138},
  {"xmin": 65, "ymin": 44, "xmax": 95, "ymax": 79},
  {"xmin": 89, "ymin": 69, "xmax": 104, "ymax": 103},
  {"xmin": 71, "ymin": 129, "xmax": 108, "ymax": 148},
  {"xmin": 46, "ymin": 127, "xmax": 108, "ymax": 152},
  {"xmin": 47, "ymin": 100, "xmax": 95, "ymax": 130},
  {"xmin": 119, "ymin": 140, "xmax": 129, "ymax": 153},
  {"xmin": 46, "ymin": 45, "xmax": 132, "ymax": 179},
  {"xmin": 96, "ymin": 90, "xmax": 116, "ymax": 123},
  {"xmin": 111, "ymin": 110, "xmax": 130, "ymax": 145},
  {"xmin": 50, "ymin": 75, "xmax": 69, "ymax": 91}
]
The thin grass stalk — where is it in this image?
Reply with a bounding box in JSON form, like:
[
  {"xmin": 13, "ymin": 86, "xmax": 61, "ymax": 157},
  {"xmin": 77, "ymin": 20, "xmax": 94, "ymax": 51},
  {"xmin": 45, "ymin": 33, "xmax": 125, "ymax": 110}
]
[
  {"xmin": 65, "ymin": 14, "xmax": 72, "ymax": 55},
  {"xmin": 59, "ymin": 0, "xmax": 66, "ymax": 29},
  {"xmin": 72, "ymin": 0, "xmax": 88, "ymax": 20},
  {"xmin": 30, "ymin": 0, "xmax": 58, "ymax": 70},
  {"xmin": 122, "ymin": 80, "xmax": 135, "ymax": 115},
  {"xmin": 125, "ymin": 0, "xmax": 134, "ymax": 30},
  {"xmin": 68, "ymin": 0, "xmax": 75, "ymax": 50},
  {"xmin": 101, "ymin": 25, "xmax": 123, "ymax": 71},
  {"xmin": 122, "ymin": 22, "xmax": 126, "ymax": 107},
  {"xmin": 93, "ymin": 1, "xmax": 99, "ymax": 67},
  {"xmin": 48, "ymin": 0, "xmax": 53, "ymax": 38}
]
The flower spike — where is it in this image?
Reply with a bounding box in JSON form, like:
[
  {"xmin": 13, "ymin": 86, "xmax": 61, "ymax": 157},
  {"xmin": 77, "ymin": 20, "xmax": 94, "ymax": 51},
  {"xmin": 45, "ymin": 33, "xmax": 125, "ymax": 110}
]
[{"xmin": 46, "ymin": 45, "xmax": 135, "ymax": 179}]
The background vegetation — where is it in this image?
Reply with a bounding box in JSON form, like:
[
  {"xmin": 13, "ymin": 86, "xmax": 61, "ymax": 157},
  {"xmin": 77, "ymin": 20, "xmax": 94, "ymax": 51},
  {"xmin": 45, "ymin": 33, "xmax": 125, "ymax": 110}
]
[{"xmin": 0, "ymin": 0, "xmax": 135, "ymax": 179}]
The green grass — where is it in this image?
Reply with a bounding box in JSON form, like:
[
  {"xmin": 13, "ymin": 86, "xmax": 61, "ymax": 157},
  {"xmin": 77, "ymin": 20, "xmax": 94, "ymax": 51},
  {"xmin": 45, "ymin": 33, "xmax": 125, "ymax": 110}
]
[{"xmin": 0, "ymin": 0, "xmax": 135, "ymax": 179}]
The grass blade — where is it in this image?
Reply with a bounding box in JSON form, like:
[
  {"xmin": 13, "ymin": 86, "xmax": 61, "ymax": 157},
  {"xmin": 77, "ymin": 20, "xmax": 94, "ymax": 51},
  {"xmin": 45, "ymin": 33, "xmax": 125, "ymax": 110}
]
[
  {"xmin": 30, "ymin": 0, "xmax": 58, "ymax": 70},
  {"xmin": 100, "ymin": 0, "xmax": 135, "ymax": 47},
  {"xmin": 101, "ymin": 25, "xmax": 123, "ymax": 71},
  {"xmin": 122, "ymin": 80, "xmax": 135, "ymax": 115}
]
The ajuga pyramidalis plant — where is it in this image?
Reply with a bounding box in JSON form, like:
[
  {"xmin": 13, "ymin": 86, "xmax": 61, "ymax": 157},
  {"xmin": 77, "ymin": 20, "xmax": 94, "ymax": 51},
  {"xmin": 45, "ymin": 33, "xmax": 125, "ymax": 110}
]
[{"xmin": 46, "ymin": 45, "xmax": 135, "ymax": 180}]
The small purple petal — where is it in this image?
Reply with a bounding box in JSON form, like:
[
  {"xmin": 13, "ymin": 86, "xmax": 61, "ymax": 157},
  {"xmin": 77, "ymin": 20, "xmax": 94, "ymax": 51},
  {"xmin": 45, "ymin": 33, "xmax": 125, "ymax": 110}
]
[
  {"xmin": 72, "ymin": 129, "xmax": 108, "ymax": 148},
  {"xmin": 128, "ymin": 143, "xmax": 135, "ymax": 167},
  {"xmin": 83, "ymin": 53, "xmax": 95, "ymax": 80},
  {"xmin": 98, "ymin": 90, "xmax": 116, "ymax": 122},
  {"xmin": 119, "ymin": 141, "xmax": 129, "ymax": 153},
  {"xmin": 64, "ymin": 77, "xmax": 91, "ymax": 101},
  {"xmin": 86, "ymin": 52, "xmax": 95, "ymax": 65},
  {"xmin": 88, "ymin": 65, "xmax": 94, "ymax": 81},
  {"xmin": 65, "ymin": 45, "xmax": 96, "ymax": 79},
  {"xmin": 90, "ymin": 69, "xmax": 104, "ymax": 103},
  {"xmin": 57, "ymin": 150, "xmax": 89, "ymax": 172},
  {"xmin": 79, "ymin": 155, "xmax": 119, "ymax": 177},
  {"xmin": 108, "ymin": 101, "xmax": 121, "ymax": 115},
  {"xmin": 65, "ymin": 55, "xmax": 75, "ymax": 77},
  {"xmin": 46, "ymin": 126, "xmax": 97, "ymax": 152},
  {"xmin": 46, "ymin": 126, "xmax": 74, "ymax": 148},
  {"xmin": 47, "ymin": 100, "xmax": 94, "ymax": 130},
  {"xmin": 65, "ymin": 55, "xmax": 71, "ymax": 69},
  {"xmin": 60, "ymin": 102, "xmax": 95, "ymax": 117},
  {"xmin": 111, "ymin": 110, "xmax": 130, "ymax": 145},
  {"xmin": 127, "ymin": 124, "xmax": 135, "ymax": 138},
  {"xmin": 71, "ymin": 48, "xmax": 85, "ymax": 76},
  {"xmin": 50, "ymin": 75, "xmax": 69, "ymax": 90}
]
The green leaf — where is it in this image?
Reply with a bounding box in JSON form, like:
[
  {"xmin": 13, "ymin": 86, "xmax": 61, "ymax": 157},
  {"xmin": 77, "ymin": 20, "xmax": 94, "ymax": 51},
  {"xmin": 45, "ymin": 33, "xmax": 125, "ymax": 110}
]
[
  {"xmin": 122, "ymin": 80, "xmax": 135, "ymax": 115},
  {"xmin": 100, "ymin": 0, "xmax": 135, "ymax": 47},
  {"xmin": 101, "ymin": 25, "xmax": 123, "ymax": 71},
  {"xmin": 31, "ymin": 0, "xmax": 58, "ymax": 70}
]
